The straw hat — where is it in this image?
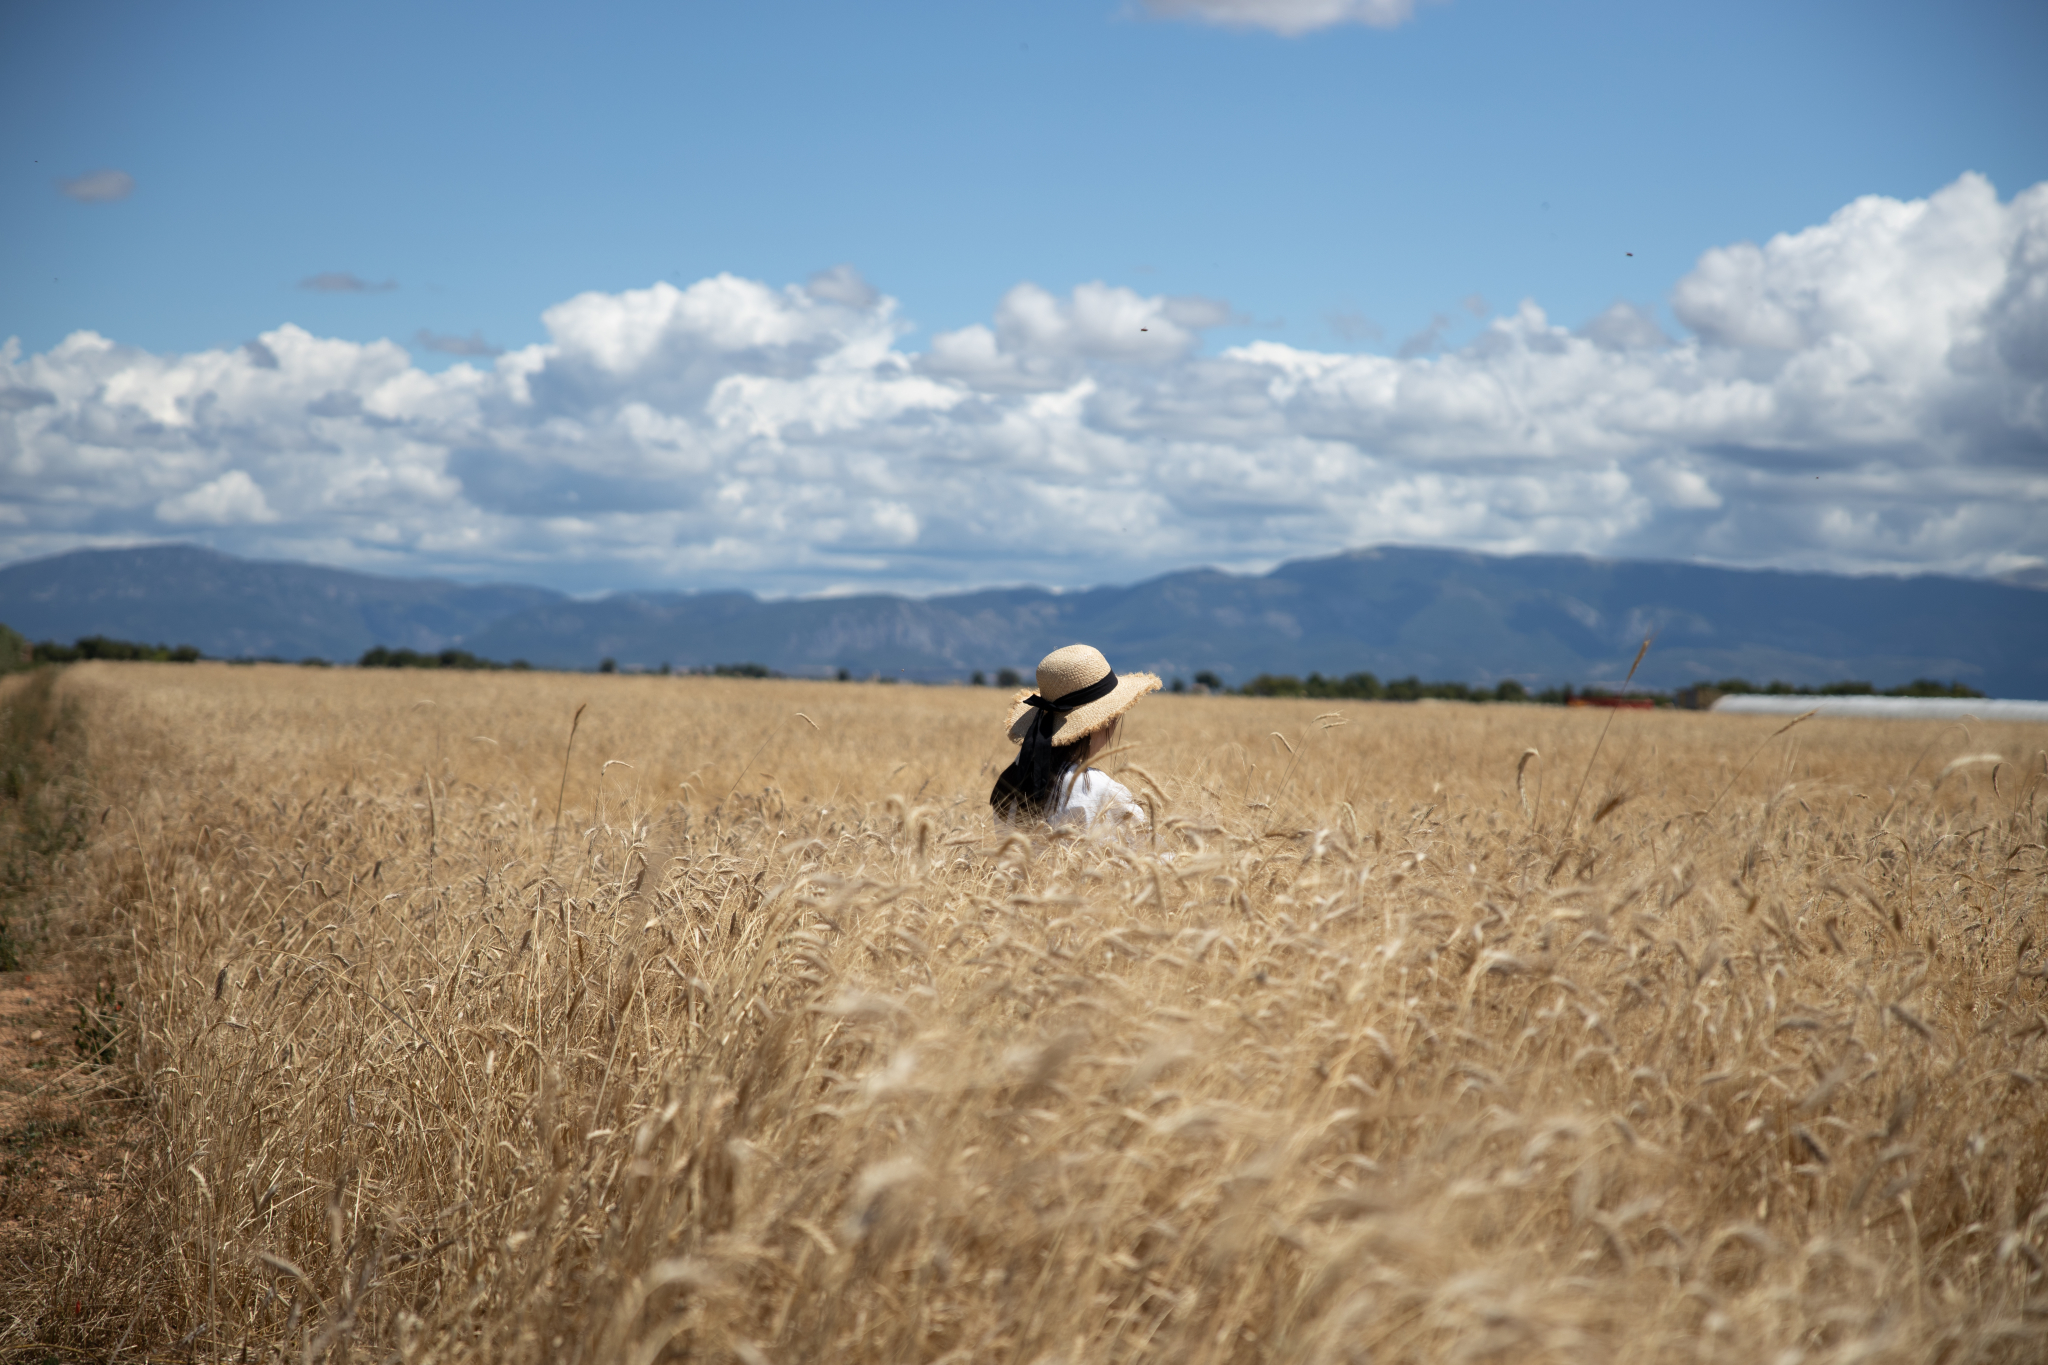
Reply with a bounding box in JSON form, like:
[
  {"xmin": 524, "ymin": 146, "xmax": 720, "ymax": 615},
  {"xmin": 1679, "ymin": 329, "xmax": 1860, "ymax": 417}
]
[{"xmin": 1005, "ymin": 644, "xmax": 1162, "ymax": 746}]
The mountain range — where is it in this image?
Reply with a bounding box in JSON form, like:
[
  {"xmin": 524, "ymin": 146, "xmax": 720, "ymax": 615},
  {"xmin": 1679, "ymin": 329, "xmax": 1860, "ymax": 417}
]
[{"xmin": 2, "ymin": 543, "xmax": 2044, "ymax": 696}]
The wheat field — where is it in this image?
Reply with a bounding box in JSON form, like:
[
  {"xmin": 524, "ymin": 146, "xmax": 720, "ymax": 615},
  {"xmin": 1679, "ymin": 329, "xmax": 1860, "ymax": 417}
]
[{"xmin": 6, "ymin": 660, "xmax": 2047, "ymax": 1363}]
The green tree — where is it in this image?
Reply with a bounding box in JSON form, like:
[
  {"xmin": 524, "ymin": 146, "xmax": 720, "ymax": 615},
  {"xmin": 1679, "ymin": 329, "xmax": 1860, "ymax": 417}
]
[{"xmin": 0, "ymin": 624, "xmax": 29, "ymax": 674}]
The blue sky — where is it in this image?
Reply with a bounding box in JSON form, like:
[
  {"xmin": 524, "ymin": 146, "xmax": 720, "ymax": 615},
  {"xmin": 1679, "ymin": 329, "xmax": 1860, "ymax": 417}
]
[
  {"xmin": 3, "ymin": 0, "xmax": 2046, "ymax": 595},
  {"xmin": 9, "ymin": 0, "xmax": 2044, "ymax": 364}
]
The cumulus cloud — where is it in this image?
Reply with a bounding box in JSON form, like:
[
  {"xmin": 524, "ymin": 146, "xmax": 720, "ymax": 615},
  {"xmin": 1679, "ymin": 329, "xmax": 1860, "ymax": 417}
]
[
  {"xmin": 417, "ymin": 329, "xmax": 504, "ymax": 358},
  {"xmin": 300, "ymin": 272, "xmax": 397, "ymax": 293},
  {"xmin": 1142, "ymin": 0, "xmax": 1426, "ymax": 37},
  {"xmin": 807, "ymin": 265, "xmax": 880, "ymax": 309},
  {"xmin": 57, "ymin": 169, "xmax": 134, "ymax": 202},
  {"xmin": 1577, "ymin": 301, "xmax": 1671, "ymax": 352},
  {"xmin": 1396, "ymin": 312, "xmax": 1456, "ymax": 358},
  {"xmin": 1395, "ymin": 294, "xmax": 1490, "ymax": 356},
  {"xmin": 0, "ymin": 384, "xmax": 55, "ymax": 412},
  {"xmin": 156, "ymin": 471, "xmax": 277, "ymax": 526},
  {"xmin": 2, "ymin": 174, "xmax": 2043, "ymax": 595},
  {"xmin": 925, "ymin": 281, "xmax": 1237, "ymax": 389}
]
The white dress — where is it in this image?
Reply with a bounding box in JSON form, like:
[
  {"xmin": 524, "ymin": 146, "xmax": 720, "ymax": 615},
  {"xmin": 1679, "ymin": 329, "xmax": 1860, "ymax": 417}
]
[{"xmin": 1050, "ymin": 768, "xmax": 1148, "ymax": 830}]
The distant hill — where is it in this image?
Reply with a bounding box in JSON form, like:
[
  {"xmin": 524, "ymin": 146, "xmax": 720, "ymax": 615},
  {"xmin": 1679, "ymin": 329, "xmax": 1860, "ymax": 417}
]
[
  {"xmin": 3, "ymin": 543, "xmax": 2044, "ymax": 696},
  {"xmin": 0, "ymin": 545, "xmax": 560, "ymax": 661},
  {"xmin": 460, "ymin": 548, "xmax": 2047, "ymax": 696}
]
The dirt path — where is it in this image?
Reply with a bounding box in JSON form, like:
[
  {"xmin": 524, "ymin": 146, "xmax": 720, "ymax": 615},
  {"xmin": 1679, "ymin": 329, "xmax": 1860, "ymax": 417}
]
[
  {"xmin": 0, "ymin": 964, "xmax": 134, "ymax": 1234},
  {"xmin": 0, "ymin": 670, "xmax": 144, "ymax": 1352}
]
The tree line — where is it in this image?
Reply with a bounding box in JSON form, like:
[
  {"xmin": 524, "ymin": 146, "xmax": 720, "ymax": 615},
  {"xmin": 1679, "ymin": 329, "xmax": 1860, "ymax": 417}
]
[
  {"xmin": 0, "ymin": 628, "xmax": 1991, "ymax": 703},
  {"xmin": 9, "ymin": 632, "xmax": 204, "ymax": 666}
]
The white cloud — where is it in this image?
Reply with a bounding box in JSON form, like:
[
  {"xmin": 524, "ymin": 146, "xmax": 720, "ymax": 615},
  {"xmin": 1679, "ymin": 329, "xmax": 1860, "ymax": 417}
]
[
  {"xmin": 1671, "ymin": 175, "xmax": 2008, "ymax": 369},
  {"xmin": 417, "ymin": 330, "xmax": 503, "ymax": 358},
  {"xmin": 2, "ymin": 174, "xmax": 2043, "ymax": 595},
  {"xmin": 926, "ymin": 282, "xmax": 1233, "ymax": 390},
  {"xmin": 300, "ymin": 272, "xmax": 397, "ymax": 294},
  {"xmin": 57, "ymin": 170, "xmax": 134, "ymax": 203},
  {"xmin": 155, "ymin": 471, "xmax": 277, "ymax": 526},
  {"xmin": 1141, "ymin": 0, "xmax": 1426, "ymax": 37},
  {"xmin": 807, "ymin": 265, "xmax": 880, "ymax": 309},
  {"xmin": 1577, "ymin": 301, "xmax": 1671, "ymax": 352}
]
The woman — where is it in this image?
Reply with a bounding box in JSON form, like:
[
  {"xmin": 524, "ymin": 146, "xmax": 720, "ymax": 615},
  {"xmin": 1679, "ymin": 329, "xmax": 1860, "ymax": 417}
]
[{"xmin": 990, "ymin": 644, "xmax": 1160, "ymax": 828}]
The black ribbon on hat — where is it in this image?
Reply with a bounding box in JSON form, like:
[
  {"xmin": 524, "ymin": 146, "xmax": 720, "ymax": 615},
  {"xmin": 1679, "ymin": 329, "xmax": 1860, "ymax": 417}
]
[
  {"xmin": 1020, "ymin": 669, "xmax": 1119, "ymax": 713},
  {"xmin": 991, "ymin": 669, "xmax": 1119, "ymax": 818}
]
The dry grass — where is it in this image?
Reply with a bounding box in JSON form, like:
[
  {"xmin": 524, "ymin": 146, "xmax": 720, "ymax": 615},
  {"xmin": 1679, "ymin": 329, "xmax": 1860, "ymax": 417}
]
[{"xmin": 5, "ymin": 660, "xmax": 2048, "ymax": 1363}]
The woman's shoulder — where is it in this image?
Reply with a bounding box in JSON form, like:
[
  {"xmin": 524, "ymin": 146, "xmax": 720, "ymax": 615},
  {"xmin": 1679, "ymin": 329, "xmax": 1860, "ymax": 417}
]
[
  {"xmin": 1058, "ymin": 768, "xmax": 1144, "ymax": 829},
  {"xmin": 1069, "ymin": 768, "xmax": 1133, "ymax": 801}
]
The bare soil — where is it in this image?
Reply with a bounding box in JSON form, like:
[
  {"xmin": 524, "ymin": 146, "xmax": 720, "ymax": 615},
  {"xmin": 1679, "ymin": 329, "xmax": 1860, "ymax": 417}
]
[
  {"xmin": 0, "ymin": 964, "xmax": 141, "ymax": 1336},
  {"xmin": 0, "ymin": 669, "xmax": 144, "ymax": 1350}
]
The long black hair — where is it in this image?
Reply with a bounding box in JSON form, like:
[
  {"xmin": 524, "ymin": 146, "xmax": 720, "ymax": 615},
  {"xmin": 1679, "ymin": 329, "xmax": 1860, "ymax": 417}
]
[
  {"xmin": 989, "ymin": 719, "xmax": 1087, "ymax": 821},
  {"xmin": 987, "ymin": 663, "xmax": 1122, "ymax": 818},
  {"xmin": 989, "ymin": 668, "xmax": 1123, "ymax": 820}
]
